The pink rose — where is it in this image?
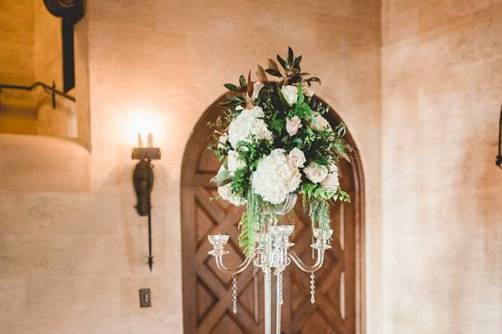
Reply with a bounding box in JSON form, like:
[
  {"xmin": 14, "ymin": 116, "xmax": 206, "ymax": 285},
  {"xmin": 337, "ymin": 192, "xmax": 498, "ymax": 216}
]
[{"xmin": 286, "ymin": 116, "xmax": 302, "ymax": 136}]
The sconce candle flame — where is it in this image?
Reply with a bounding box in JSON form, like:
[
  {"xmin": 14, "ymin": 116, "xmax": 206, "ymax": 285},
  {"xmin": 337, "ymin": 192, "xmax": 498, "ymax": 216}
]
[{"xmin": 137, "ymin": 132, "xmax": 154, "ymax": 148}]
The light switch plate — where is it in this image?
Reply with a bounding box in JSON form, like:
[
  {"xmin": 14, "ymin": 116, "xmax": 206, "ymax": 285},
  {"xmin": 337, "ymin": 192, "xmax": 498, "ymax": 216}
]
[{"xmin": 139, "ymin": 288, "xmax": 151, "ymax": 307}]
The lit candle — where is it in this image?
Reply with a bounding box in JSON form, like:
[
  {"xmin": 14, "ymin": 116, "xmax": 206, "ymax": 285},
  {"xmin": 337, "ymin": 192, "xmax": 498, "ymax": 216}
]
[
  {"xmin": 137, "ymin": 133, "xmax": 143, "ymax": 147},
  {"xmin": 147, "ymin": 133, "xmax": 153, "ymax": 147}
]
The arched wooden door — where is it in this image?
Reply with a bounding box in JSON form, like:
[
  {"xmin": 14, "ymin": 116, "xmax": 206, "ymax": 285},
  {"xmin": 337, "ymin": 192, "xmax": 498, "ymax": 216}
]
[{"xmin": 181, "ymin": 98, "xmax": 365, "ymax": 334}]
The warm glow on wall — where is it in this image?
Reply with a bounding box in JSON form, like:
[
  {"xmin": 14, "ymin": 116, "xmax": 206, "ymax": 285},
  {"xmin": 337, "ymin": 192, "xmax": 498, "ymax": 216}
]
[{"xmin": 122, "ymin": 108, "xmax": 168, "ymax": 147}]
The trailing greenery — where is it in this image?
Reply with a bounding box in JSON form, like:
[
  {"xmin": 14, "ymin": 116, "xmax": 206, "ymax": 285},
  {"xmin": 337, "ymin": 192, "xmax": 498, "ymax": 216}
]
[{"xmin": 238, "ymin": 192, "xmax": 264, "ymax": 256}]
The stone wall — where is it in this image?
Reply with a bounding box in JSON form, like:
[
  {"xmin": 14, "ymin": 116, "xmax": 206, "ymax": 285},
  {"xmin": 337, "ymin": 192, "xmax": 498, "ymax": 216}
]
[
  {"xmin": 382, "ymin": 1, "xmax": 502, "ymax": 333},
  {"xmin": 0, "ymin": 0, "xmax": 81, "ymax": 139},
  {"xmin": 0, "ymin": 0, "xmax": 382, "ymax": 333},
  {"xmin": 0, "ymin": 0, "xmax": 36, "ymax": 134}
]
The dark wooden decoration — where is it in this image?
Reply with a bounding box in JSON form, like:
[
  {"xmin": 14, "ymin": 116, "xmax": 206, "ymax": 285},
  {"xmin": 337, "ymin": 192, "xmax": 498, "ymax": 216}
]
[
  {"xmin": 181, "ymin": 97, "xmax": 365, "ymax": 334},
  {"xmin": 43, "ymin": 0, "xmax": 84, "ymax": 92}
]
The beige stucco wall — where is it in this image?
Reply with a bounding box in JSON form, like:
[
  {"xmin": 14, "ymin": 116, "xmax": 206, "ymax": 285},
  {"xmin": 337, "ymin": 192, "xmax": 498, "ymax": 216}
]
[
  {"xmin": 382, "ymin": 1, "xmax": 502, "ymax": 333},
  {"xmin": 0, "ymin": 0, "xmax": 382, "ymax": 333}
]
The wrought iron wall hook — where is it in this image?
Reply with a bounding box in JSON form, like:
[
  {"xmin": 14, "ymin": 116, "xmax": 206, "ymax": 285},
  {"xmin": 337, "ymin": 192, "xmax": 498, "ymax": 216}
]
[
  {"xmin": 132, "ymin": 146, "xmax": 161, "ymax": 271},
  {"xmin": 497, "ymin": 105, "xmax": 502, "ymax": 169}
]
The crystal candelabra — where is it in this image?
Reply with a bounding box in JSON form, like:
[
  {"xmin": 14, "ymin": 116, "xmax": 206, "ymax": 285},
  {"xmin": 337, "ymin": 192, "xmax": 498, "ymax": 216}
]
[{"xmin": 208, "ymin": 216, "xmax": 333, "ymax": 334}]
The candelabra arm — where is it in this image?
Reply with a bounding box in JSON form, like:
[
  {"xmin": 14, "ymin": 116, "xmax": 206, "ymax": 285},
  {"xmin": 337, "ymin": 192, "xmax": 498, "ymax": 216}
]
[
  {"xmin": 288, "ymin": 248, "xmax": 326, "ymax": 273},
  {"xmin": 215, "ymin": 254, "xmax": 254, "ymax": 275}
]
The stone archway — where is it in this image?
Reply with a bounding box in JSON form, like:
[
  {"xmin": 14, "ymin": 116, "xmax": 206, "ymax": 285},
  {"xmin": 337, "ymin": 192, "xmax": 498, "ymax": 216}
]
[{"xmin": 181, "ymin": 97, "xmax": 365, "ymax": 334}]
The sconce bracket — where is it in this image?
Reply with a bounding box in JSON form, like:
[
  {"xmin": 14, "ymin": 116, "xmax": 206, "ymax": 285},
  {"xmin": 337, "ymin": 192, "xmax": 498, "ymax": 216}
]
[
  {"xmin": 132, "ymin": 147, "xmax": 160, "ymax": 217},
  {"xmin": 132, "ymin": 147, "xmax": 161, "ymax": 161},
  {"xmin": 131, "ymin": 146, "xmax": 161, "ymax": 271}
]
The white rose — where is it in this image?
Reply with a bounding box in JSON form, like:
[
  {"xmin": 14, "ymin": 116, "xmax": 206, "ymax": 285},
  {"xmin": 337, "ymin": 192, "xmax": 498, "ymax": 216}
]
[
  {"xmin": 228, "ymin": 106, "xmax": 273, "ymax": 147},
  {"xmin": 217, "ymin": 133, "xmax": 228, "ymax": 149},
  {"xmin": 304, "ymin": 162, "xmax": 329, "ymax": 184},
  {"xmin": 288, "ymin": 147, "xmax": 306, "ymax": 168},
  {"xmin": 218, "ymin": 184, "xmax": 246, "ymax": 206},
  {"xmin": 251, "ymin": 149, "xmax": 302, "ymax": 204},
  {"xmin": 281, "ymin": 85, "xmax": 298, "ymax": 106},
  {"xmin": 311, "ymin": 114, "xmax": 331, "ymax": 132},
  {"xmin": 251, "ymin": 81, "xmax": 264, "ymax": 100},
  {"xmin": 286, "ymin": 116, "xmax": 302, "ymax": 136},
  {"xmin": 227, "ymin": 150, "xmax": 246, "ymax": 173},
  {"xmin": 321, "ymin": 167, "xmax": 340, "ymax": 192}
]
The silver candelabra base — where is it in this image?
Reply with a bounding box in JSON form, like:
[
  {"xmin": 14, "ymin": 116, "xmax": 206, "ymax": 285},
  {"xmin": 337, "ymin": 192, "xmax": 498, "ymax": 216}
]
[{"xmin": 208, "ymin": 222, "xmax": 332, "ymax": 334}]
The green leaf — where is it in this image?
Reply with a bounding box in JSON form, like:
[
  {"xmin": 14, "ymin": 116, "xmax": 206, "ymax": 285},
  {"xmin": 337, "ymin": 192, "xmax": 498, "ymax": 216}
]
[
  {"xmin": 211, "ymin": 166, "xmax": 231, "ymax": 186},
  {"xmin": 270, "ymin": 115, "xmax": 285, "ymax": 135},
  {"xmin": 293, "ymin": 55, "xmax": 302, "ymax": 69},
  {"xmin": 287, "ymin": 47, "xmax": 294, "ymax": 65},
  {"xmin": 224, "ymin": 83, "xmax": 239, "ymax": 91},
  {"xmin": 335, "ymin": 122, "xmax": 347, "ymax": 137},
  {"xmin": 297, "ymin": 84, "xmax": 304, "ymax": 104},
  {"xmin": 256, "ymin": 65, "xmax": 268, "ymax": 82},
  {"xmin": 334, "ymin": 140, "xmax": 350, "ymax": 161},
  {"xmin": 268, "ymin": 58, "xmax": 280, "ymax": 72},
  {"xmin": 265, "ymin": 68, "xmax": 282, "ymax": 77},
  {"xmin": 276, "ymin": 55, "xmax": 288, "ymax": 70},
  {"xmin": 239, "ymin": 75, "xmax": 247, "ymax": 88},
  {"xmin": 307, "ymin": 77, "xmax": 321, "ymax": 85}
]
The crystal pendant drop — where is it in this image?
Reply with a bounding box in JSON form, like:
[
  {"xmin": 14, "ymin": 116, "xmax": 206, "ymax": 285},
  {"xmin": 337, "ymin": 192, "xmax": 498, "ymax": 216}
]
[
  {"xmin": 232, "ymin": 275, "xmax": 238, "ymax": 314},
  {"xmin": 309, "ymin": 272, "xmax": 316, "ymax": 304}
]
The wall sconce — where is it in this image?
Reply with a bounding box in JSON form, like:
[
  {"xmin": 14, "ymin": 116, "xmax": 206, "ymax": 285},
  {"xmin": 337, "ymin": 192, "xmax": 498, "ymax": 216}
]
[
  {"xmin": 132, "ymin": 133, "xmax": 161, "ymax": 271},
  {"xmin": 497, "ymin": 105, "xmax": 502, "ymax": 169}
]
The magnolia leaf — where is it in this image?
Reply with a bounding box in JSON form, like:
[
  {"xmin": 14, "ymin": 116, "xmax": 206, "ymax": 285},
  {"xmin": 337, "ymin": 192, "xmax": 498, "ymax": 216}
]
[
  {"xmin": 287, "ymin": 47, "xmax": 294, "ymax": 65},
  {"xmin": 307, "ymin": 77, "xmax": 321, "ymax": 84},
  {"xmin": 265, "ymin": 68, "xmax": 282, "ymax": 77},
  {"xmin": 247, "ymin": 70, "xmax": 253, "ymax": 97},
  {"xmin": 276, "ymin": 55, "xmax": 288, "ymax": 70},
  {"xmin": 224, "ymin": 83, "xmax": 239, "ymax": 91},
  {"xmin": 256, "ymin": 65, "xmax": 268, "ymax": 82},
  {"xmin": 268, "ymin": 58, "xmax": 280, "ymax": 72},
  {"xmin": 239, "ymin": 75, "xmax": 247, "ymax": 88},
  {"xmin": 293, "ymin": 55, "xmax": 302, "ymax": 69}
]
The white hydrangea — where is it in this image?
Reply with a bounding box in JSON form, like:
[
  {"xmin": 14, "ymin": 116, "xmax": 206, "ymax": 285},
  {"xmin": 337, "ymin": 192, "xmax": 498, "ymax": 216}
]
[
  {"xmin": 304, "ymin": 162, "xmax": 329, "ymax": 184},
  {"xmin": 288, "ymin": 147, "xmax": 306, "ymax": 168},
  {"xmin": 251, "ymin": 149, "xmax": 302, "ymax": 204},
  {"xmin": 281, "ymin": 85, "xmax": 298, "ymax": 106},
  {"xmin": 227, "ymin": 150, "xmax": 246, "ymax": 173},
  {"xmin": 311, "ymin": 114, "xmax": 331, "ymax": 132},
  {"xmin": 228, "ymin": 106, "xmax": 273, "ymax": 148},
  {"xmin": 321, "ymin": 164, "xmax": 339, "ymax": 191},
  {"xmin": 218, "ymin": 184, "xmax": 246, "ymax": 206}
]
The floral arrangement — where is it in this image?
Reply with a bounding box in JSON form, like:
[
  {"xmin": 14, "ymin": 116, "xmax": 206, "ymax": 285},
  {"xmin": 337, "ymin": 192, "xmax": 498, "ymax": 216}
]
[{"xmin": 209, "ymin": 47, "xmax": 351, "ymax": 255}]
